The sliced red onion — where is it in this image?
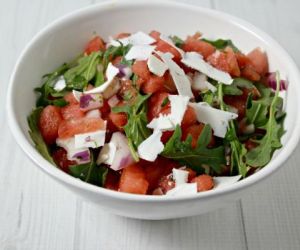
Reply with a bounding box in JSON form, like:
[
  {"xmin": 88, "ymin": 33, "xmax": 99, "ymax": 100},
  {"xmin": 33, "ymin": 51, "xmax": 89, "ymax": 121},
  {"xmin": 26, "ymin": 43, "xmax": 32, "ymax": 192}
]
[
  {"xmin": 109, "ymin": 132, "xmax": 135, "ymax": 171},
  {"xmin": 108, "ymin": 95, "xmax": 120, "ymax": 108},
  {"xmin": 72, "ymin": 149, "xmax": 90, "ymax": 164},
  {"xmin": 116, "ymin": 64, "xmax": 132, "ymax": 79},
  {"xmin": 267, "ymin": 72, "xmax": 288, "ymax": 91},
  {"xmin": 79, "ymin": 93, "xmax": 103, "ymax": 112}
]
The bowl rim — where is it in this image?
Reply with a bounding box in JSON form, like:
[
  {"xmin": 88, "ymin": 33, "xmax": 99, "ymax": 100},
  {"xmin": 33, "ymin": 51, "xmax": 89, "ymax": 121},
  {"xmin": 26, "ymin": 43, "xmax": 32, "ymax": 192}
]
[{"xmin": 7, "ymin": 0, "xmax": 300, "ymax": 202}]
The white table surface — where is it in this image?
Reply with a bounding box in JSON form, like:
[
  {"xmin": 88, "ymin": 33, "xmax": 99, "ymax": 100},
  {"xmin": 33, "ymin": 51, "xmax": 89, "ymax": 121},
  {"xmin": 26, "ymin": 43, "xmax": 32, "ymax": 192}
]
[{"xmin": 1, "ymin": 0, "xmax": 300, "ymax": 249}]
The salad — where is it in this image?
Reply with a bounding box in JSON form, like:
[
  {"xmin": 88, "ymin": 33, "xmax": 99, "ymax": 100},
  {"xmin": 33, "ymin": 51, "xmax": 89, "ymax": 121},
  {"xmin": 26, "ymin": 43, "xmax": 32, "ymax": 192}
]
[{"xmin": 28, "ymin": 31, "xmax": 286, "ymax": 196}]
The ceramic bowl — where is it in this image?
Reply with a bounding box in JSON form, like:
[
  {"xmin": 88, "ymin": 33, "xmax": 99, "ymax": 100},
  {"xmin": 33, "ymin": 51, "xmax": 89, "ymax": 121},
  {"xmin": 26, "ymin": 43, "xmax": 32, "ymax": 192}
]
[{"xmin": 7, "ymin": 0, "xmax": 300, "ymax": 219}]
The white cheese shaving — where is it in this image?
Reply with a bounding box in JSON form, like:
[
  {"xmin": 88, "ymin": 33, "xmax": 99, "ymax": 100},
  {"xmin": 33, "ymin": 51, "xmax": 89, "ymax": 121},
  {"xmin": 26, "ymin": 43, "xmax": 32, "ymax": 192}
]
[
  {"xmin": 56, "ymin": 137, "xmax": 89, "ymax": 164},
  {"xmin": 147, "ymin": 54, "xmax": 168, "ymax": 77},
  {"xmin": 72, "ymin": 90, "xmax": 82, "ymax": 102},
  {"xmin": 181, "ymin": 52, "xmax": 233, "ymax": 85},
  {"xmin": 125, "ymin": 45, "xmax": 155, "ymax": 61},
  {"xmin": 166, "ymin": 183, "xmax": 197, "ymax": 196},
  {"xmin": 84, "ymin": 63, "xmax": 119, "ymax": 94},
  {"xmin": 85, "ymin": 109, "xmax": 101, "ymax": 119},
  {"xmin": 118, "ymin": 31, "xmax": 155, "ymax": 46},
  {"xmin": 213, "ymin": 175, "xmax": 241, "ymax": 190},
  {"xmin": 159, "ymin": 34, "xmax": 184, "ymax": 56},
  {"xmin": 74, "ymin": 128, "xmax": 106, "ymax": 149},
  {"xmin": 96, "ymin": 142, "xmax": 117, "ymax": 165},
  {"xmin": 147, "ymin": 94, "xmax": 189, "ymax": 131},
  {"xmin": 172, "ymin": 168, "xmax": 189, "ymax": 187},
  {"xmin": 189, "ymin": 102, "xmax": 238, "ymax": 138},
  {"xmin": 53, "ymin": 76, "xmax": 66, "ymax": 91},
  {"xmin": 147, "ymin": 114, "xmax": 174, "ymax": 131},
  {"xmin": 192, "ymin": 72, "xmax": 217, "ymax": 92},
  {"xmin": 137, "ymin": 130, "xmax": 164, "ymax": 162},
  {"xmin": 157, "ymin": 52, "xmax": 194, "ymax": 98}
]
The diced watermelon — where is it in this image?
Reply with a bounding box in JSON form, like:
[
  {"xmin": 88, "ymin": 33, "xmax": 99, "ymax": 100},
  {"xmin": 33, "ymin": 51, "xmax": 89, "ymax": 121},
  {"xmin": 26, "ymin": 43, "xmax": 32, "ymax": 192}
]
[
  {"xmin": 182, "ymin": 35, "xmax": 215, "ymax": 59},
  {"xmin": 61, "ymin": 104, "xmax": 85, "ymax": 121},
  {"xmin": 84, "ymin": 36, "xmax": 106, "ymax": 55},
  {"xmin": 58, "ymin": 117, "xmax": 106, "ymax": 139},
  {"xmin": 119, "ymin": 163, "xmax": 149, "ymax": 195},
  {"xmin": 38, "ymin": 105, "xmax": 63, "ymax": 145},
  {"xmin": 247, "ymin": 48, "xmax": 268, "ymax": 76},
  {"xmin": 190, "ymin": 175, "xmax": 214, "ymax": 192}
]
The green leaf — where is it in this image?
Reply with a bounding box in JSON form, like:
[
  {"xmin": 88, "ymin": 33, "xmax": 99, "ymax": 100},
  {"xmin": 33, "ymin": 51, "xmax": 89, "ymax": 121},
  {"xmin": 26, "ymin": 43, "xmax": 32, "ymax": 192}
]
[
  {"xmin": 112, "ymin": 94, "xmax": 151, "ymax": 161},
  {"xmin": 161, "ymin": 125, "xmax": 225, "ymax": 174},
  {"xmin": 35, "ymin": 63, "xmax": 69, "ymax": 107},
  {"xmin": 27, "ymin": 107, "xmax": 56, "ymax": 165},
  {"xmin": 202, "ymin": 38, "xmax": 240, "ymax": 52},
  {"xmin": 223, "ymin": 78, "xmax": 256, "ymax": 96},
  {"xmin": 64, "ymin": 52, "xmax": 101, "ymax": 90},
  {"xmin": 246, "ymin": 83, "xmax": 282, "ymax": 127},
  {"xmin": 170, "ymin": 35, "xmax": 184, "ymax": 48},
  {"xmin": 245, "ymin": 72, "xmax": 285, "ymax": 167},
  {"xmin": 69, "ymin": 153, "xmax": 108, "ymax": 186},
  {"xmin": 102, "ymin": 44, "xmax": 131, "ymax": 68},
  {"xmin": 218, "ymin": 84, "xmax": 248, "ymax": 177}
]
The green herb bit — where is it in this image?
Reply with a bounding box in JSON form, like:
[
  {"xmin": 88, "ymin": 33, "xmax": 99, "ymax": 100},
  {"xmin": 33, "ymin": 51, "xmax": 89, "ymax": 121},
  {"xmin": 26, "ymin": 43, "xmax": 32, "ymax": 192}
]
[
  {"xmin": 161, "ymin": 125, "xmax": 225, "ymax": 174},
  {"xmin": 27, "ymin": 107, "xmax": 56, "ymax": 165},
  {"xmin": 112, "ymin": 94, "xmax": 151, "ymax": 161},
  {"xmin": 245, "ymin": 71, "xmax": 285, "ymax": 167},
  {"xmin": 202, "ymin": 38, "xmax": 240, "ymax": 52}
]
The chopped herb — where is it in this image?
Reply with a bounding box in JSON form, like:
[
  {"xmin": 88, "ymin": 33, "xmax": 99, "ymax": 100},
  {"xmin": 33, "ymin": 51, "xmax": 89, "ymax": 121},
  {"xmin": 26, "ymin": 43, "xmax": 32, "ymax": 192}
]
[
  {"xmin": 161, "ymin": 97, "xmax": 169, "ymax": 107},
  {"xmin": 112, "ymin": 94, "xmax": 151, "ymax": 161},
  {"xmin": 203, "ymin": 38, "xmax": 240, "ymax": 52},
  {"xmin": 170, "ymin": 35, "xmax": 184, "ymax": 48},
  {"xmin": 245, "ymin": 72, "xmax": 285, "ymax": 167},
  {"xmin": 27, "ymin": 107, "xmax": 56, "ymax": 165},
  {"xmin": 161, "ymin": 125, "xmax": 225, "ymax": 174}
]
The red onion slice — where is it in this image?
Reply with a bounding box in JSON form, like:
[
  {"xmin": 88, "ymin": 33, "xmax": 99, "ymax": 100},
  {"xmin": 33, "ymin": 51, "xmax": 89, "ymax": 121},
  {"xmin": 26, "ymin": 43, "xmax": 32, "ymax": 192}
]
[
  {"xmin": 267, "ymin": 72, "xmax": 288, "ymax": 91},
  {"xmin": 79, "ymin": 93, "xmax": 103, "ymax": 112}
]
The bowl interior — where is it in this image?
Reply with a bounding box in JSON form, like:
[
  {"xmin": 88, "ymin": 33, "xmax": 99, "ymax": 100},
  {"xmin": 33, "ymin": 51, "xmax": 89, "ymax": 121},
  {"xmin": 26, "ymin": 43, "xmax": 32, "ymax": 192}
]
[{"xmin": 8, "ymin": 1, "xmax": 300, "ymax": 199}]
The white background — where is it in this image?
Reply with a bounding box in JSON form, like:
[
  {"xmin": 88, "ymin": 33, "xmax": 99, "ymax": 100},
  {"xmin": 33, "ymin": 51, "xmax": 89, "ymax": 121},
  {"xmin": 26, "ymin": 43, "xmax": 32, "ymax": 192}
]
[{"xmin": 1, "ymin": 0, "xmax": 300, "ymax": 249}]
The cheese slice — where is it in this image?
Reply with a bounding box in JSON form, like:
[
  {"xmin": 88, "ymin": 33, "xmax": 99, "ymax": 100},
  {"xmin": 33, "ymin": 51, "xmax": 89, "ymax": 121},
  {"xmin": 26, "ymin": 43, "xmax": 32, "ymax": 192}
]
[
  {"xmin": 147, "ymin": 114, "xmax": 174, "ymax": 131},
  {"xmin": 157, "ymin": 52, "xmax": 194, "ymax": 98},
  {"xmin": 166, "ymin": 183, "xmax": 197, "ymax": 196},
  {"xmin": 56, "ymin": 137, "xmax": 90, "ymax": 164},
  {"xmin": 147, "ymin": 54, "xmax": 168, "ymax": 77},
  {"xmin": 125, "ymin": 45, "xmax": 155, "ymax": 61},
  {"xmin": 74, "ymin": 128, "xmax": 106, "ymax": 149},
  {"xmin": 181, "ymin": 52, "xmax": 233, "ymax": 85},
  {"xmin": 192, "ymin": 72, "xmax": 217, "ymax": 92},
  {"xmin": 137, "ymin": 130, "xmax": 164, "ymax": 162},
  {"xmin": 159, "ymin": 34, "xmax": 184, "ymax": 56},
  {"xmin": 84, "ymin": 63, "xmax": 119, "ymax": 94},
  {"xmin": 189, "ymin": 102, "xmax": 238, "ymax": 138},
  {"xmin": 111, "ymin": 31, "xmax": 156, "ymax": 47},
  {"xmin": 96, "ymin": 142, "xmax": 117, "ymax": 165},
  {"xmin": 213, "ymin": 175, "xmax": 241, "ymax": 190},
  {"xmin": 53, "ymin": 76, "xmax": 66, "ymax": 91},
  {"xmin": 172, "ymin": 168, "xmax": 189, "ymax": 187},
  {"xmin": 72, "ymin": 90, "xmax": 82, "ymax": 102},
  {"xmin": 147, "ymin": 94, "xmax": 189, "ymax": 131}
]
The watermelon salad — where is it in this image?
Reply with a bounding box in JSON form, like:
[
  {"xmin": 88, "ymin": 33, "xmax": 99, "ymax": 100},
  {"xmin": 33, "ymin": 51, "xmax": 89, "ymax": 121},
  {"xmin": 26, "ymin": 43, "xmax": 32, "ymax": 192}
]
[{"xmin": 28, "ymin": 31, "xmax": 286, "ymax": 196}]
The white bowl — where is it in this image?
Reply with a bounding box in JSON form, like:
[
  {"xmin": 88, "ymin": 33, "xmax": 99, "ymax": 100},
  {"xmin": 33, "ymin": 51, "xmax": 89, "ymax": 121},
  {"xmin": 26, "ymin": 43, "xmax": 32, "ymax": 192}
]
[{"xmin": 7, "ymin": 0, "xmax": 300, "ymax": 220}]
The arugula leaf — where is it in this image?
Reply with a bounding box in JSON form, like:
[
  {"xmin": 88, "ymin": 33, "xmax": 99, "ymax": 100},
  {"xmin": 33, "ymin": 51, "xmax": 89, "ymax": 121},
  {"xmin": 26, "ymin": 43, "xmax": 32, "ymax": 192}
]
[
  {"xmin": 202, "ymin": 38, "xmax": 240, "ymax": 52},
  {"xmin": 69, "ymin": 153, "xmax": 108, "ymax": 186},
  {"xmin": 102, "ymin": 44, "xmax": 131, "ymax": 68},
  {"xmin": 223, "ymin": 78, "xmax": 256, "ymax": 96},
  {"xmin": 170, "ymin": 35, "xmax": 184, "ymax": 48},
  {"xmin": 246, "ymin": 83, "xmax": 283, "ymax": 127},
  {"xmin": 64, "ymin": 52, "xmax": 101, "ymax": 90},
  {"xmin": 35, "ymin": 63, "xmax": 69, "ymax": 107},
  {"xmin": 112, "ymin": 94, "xmax": 151, "ymax": 161},
  {"xmin": 218, "ymin": 84, "xmax": 248, "ymax": 176},
  {"xmin": 225, "ymin": 121, "xmax": 248, "ymax": 176},
  {"xmin": 161, "ymin": 125, "xmax": 225, "ymax": 174},
  {"xmin": 27, "ymin": 107, "xmax": 56, "ymax": 165},
  {"xmin": 245, "ymin": 72, "xmax": 285, "ymax": 167}
]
